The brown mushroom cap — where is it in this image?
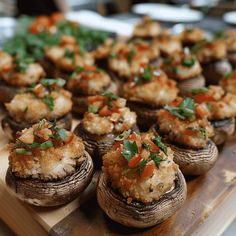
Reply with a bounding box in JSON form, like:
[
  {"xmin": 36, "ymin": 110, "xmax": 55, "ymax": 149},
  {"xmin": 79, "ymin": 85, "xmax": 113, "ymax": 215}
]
[
  {"xmin": 167, "ymin": 140, "xmax": 218, "ymax": 175},
  {"xmin": 97, "ymin": 169, "xmax": 187, "ymax": 228},
  {"xmin": 178, "ymin": 75, "xmax": 205, "ymax": 96},
  {"xmin": 1, "ymin": 113, "xmax": 72, "ymax": 140},
  {"xmin": 5, "ymin": 151, "xmax": 94, "ymax": 207},
  {"xmin": 74, "ymin": 122, "xmax": 139, "ymax": 167},
  {"xmin": 0, "ymin": 80, "xmax": 21, "ymax": 103},
  {"xmin": 211, "ymin": 117, "xmax": 235, "ymax": 145}
]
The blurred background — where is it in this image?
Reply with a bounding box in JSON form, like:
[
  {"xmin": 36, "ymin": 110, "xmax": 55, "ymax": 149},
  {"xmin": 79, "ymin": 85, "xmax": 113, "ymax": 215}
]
[{"xmin": 0, "ymin": 0, "xmax": 236, "ymax": 17}]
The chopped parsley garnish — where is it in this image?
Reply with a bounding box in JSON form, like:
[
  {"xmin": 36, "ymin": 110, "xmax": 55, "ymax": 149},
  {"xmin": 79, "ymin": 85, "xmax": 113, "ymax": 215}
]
[
  {"xmin": 163, "ymin": 57, "xmax": 172, "ymax": 64},
  {"xmin": 115, "ymin": 130, "xmax": 131, "ymax": 141},
  {"xmin": 199, "ymin": 127, "xmax": 206, "ymax": 138},
  {"xmin": 214, "ymin": 30, "xmax": 225, "ymax": 39},
  {"xmin": 88, "ymin": 105, "xmax": 99, "ymax": 113},
  {"xmin": 15, "ymin": 148, "xmax": 32, "ymax": 155},
  {"xmin": 142, "ymin": 142, "xmax": 151, "ymax": 150},
  {"xmin": 128, "ymin": 48, "xmax": 136, "ymax": 63},
  {"xmin": 56, "ymin": 128, "xmax": 68, "ymax": 141},
  {"xmin": 122, "ymin": 140, "xmax": 138, "ymax": 161},
  {"xmin": 137, "ymin": 159, "xmax": 148, "ymax": 175},
  {"xmin": 164, "ymin": 97, "xmax": 196, "ymax": 121},
  {"xmin": 172, "ymin": 66, "xmax": 179, "ymax": 74},
  {"xmin": 43, "ymin": 95, "xmax": 54, "ymax": 111},
  {"xmin": 101, "ymin": 92, "xmax": 118, "ymax": 100},
  {"xmin": 191, "ymin": 87, "xmax": 208, "ymax": 94},
  {"xmin": 41, "ymin": 78, "xmax": 66, "ymax": 87},
  {"xmin": 182, "ymin": 58, "xmax": 195, "ymax": 67},
  {"xmin": 40, "ymin": 141, "xmax": 53, "ymax": 150},
  {"xmin": 141, "ymin": 68, "xmax": 152, "ymax": 80},
  {"xmin": 64, "ymin": 48, "xmax": 75, "ymax": 64},
  {"xmin": 15, "ymin": 57, "xmax": 34, "ymax": 72},
  {"xmin": 109, "ymin": 52, "xmax": 117, "ymax": 58},
  {"xmin": 224, "ymin": 71, "xmax": 233, "ymax": 80},
  {"xmin": 150, "ymin": 152, "xmax": 163, "ymax": 168},
  {"xmin": 207, "ymin": 103, "xmax": 212, "ymax": 112},
  {"xmin": 152, "ymin": 136, "xmax": 167, "ymax": 156}
]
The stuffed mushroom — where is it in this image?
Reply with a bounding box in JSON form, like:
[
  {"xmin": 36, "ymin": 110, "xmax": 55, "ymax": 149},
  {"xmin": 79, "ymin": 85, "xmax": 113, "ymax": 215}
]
[
  {"xmin": 74, "ymin": 93, "xmax": 138, "ymax": 167},
  {"xmin": 161, "ymin": 50, "xmax": 205, "ymax": 95},
  {"xmin": 2, "ymin": 78, "xmax": 72, "ymax": 140},
  {"xmin": 122, "ymin": 65, "xmax": 178, "ymax": 130},
  {"xmin": 189, "ymin": 85, "xmax": 236, "ymax": 145},
  {"xmin": 66, "ymin": 65, "xmax": 119, "ymax": 115},
  {"xmin": 0, "ymin": 51, "xmax": 45, "ymax": 103},
  {"xmin": 97, "ymin": 131, "xmax": 187, "ymax": 228},
  {"xmin": 6, "ymin": 119, "xmax": 94, "ymax": 206},
  {"xmin": 156, "ymin": 96, "xmax": 218, "ymax": 175}
]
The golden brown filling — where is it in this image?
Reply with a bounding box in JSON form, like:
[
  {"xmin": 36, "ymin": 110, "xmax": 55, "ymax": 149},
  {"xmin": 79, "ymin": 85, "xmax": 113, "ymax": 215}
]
[
  {"xmin": 193, "ymin": 39, "xmax": 227, "ymax": 63},
  {"xmin": 0, "ymin": 51, "xmax": 45, "ymax": 87},
  {"xmin": 66, "ymin": 65, "xmax": 112, "ymax": 95},
  {"xmin": 161, "ymin": 51, "xmax": 202, "ymax": 80},
  {"xmin": 189, "ymin": 85, "xmax": 236, "ymax": 120},
  {"xmin": 108, "ymin": 41, "xmax": 159, "ymax": 78},
  {"xmin": 157, "ymin": 97, "xmax": 214, "ymax": 149},
  {"xmin": 123, "ymin": 66, "xmax": 178, "ymax": 106},
  {"xmin": 133, "ymin": 16, "xmax": 161, "ymax": 38},
  {"xmin": 5, "ymin": 78, "xmax": 72, "ymax": 122},
  {"xmin": 9, "ymin": 120, "xmax": 85, "ymax": 180},
  {"xmin": 45, "ymin": 35, "xmax": 94, "ymax": 72},
  {"xmin": 181, "ymin": 27, "xmax": 205, "ymax": 44},
  {"xmin": 82, "ymin": 93, "xmax": 137, "ymax": 135},
  {"xmin": 220, "ymin": 71, "xmax": 236, "ymax": 94},
  {"xmin": 224, "ymin": 30, "xmax": 236, "ymax": 52},
  {"xmin": 103, "ymin": 131, "xmax": 178, "ymax": 204}
]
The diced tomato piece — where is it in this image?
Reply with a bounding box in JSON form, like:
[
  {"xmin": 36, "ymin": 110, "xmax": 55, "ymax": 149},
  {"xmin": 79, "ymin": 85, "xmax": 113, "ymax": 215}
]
[
  {"xmin": 128, "ymin": 133, "xmax": 139, "ymax": 142},
  {"xmin": 184, "ymin": 129, "xmax": 196, "ymax": 136},
  {"xmin": 141, "ymin": 163, "xmax": 155, "ymax": 179},
  {"xmin": 113, "ymin": 141, "xmax": 121, "ymax": 149},
  {"xmin": 88, "ymin": 96, "xmax": 105, "ymax": 104},
  {"xmin": 149, "ymin": 141, "xmax": 160, "ymax": 152},
  {"xmin": 33, "ymin": 84, "xmax": 45, "ymax": 97},
  {"xmin": 51, "ymin": 12, "xmax": 64, "ymax": 23},
  {"xmin": 128, "ymin": 155, "xmax": 142, "ymax": 168},
  {"xmin": 135, "ymin": 43, "xmax": 149, "ymax": 51},
  {"xmin": 194, "ymin": 93, "xmax": 214, "ymax": 103},
  {"xmin": 99, "ymin": 105, "xmax": 113, "ymax": 116},
  {"xmin": 64, "ymin": 133, "xmax": 74, "ymax": 144},
  {"xmin": 232, "ymin": 71, "xmax": 236, "ymax": 80}
]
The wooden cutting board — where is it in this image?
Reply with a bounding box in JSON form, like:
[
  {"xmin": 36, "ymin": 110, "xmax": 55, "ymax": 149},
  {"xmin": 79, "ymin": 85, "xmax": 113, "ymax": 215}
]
[{"xmin": 0, "ymin": 110, "xmax": 236, "ymax": 236}]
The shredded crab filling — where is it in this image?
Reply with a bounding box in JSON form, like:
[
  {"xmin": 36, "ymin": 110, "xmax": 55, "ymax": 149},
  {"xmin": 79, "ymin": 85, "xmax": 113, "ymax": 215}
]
[
  {"xmin": 82, "ymin": 93, "xmax": 137, "ymax": 135},
  {"xmin": 103, "ymin": 131, "xmax": 178, "ymax": 204},
  {"xmin": 5, "ymin": 78, "xmax": 72, "ymax": 122},
  {"xmin": 181, "ymin": 27, "xmax": 205, "ymax": 44},
  {"xmin": 9, "ymin": 120, "xmax": 85, "ymax": 180},
  {"xmin": 157, "ymin": 97, "xmax": 214, "ymax": 149},
  {"xmin": 189, "ymin": 85, "xmax": 236, "ymax": 120},
  {"xmin": 108, "ymin": 41, "xmax": 159, "ymax": 78},
  {"xmin": 0, "ymin": 51, "xmax": 45, "ymax": 86},
  {"xmin": 66, "ymin": 65, "xmax": 112, "ymax": 95},
  {"xmin": 161, "ymin": 51, "xmax": 202, "ymax": 80},
  {"xmin": 123, "ymin": 66, "xmax": 178, "ymax": 106},
  {"xmin": 220, "ymin": 71, "xmax": 236, "ymax": 94}
]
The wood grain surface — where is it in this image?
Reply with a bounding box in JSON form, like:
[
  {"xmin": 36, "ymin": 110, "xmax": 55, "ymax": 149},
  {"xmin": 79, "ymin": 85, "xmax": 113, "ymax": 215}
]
[{"xmin": 0, "ymin": 108, "xmax": 236, "ymax": 235}]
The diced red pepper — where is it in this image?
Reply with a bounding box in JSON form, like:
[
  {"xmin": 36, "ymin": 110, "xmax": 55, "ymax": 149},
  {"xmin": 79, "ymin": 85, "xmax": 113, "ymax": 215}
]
[
  {"xmin": 128, "ymin": 155, "xmax": 142, "ymax": 168},
  {"xmin": 194, "ymin": 93, "xmax": 214, "ymax": 103},
  {"xmin": 99, "ymin": 105, "xmax": 113, "ymax": 116},
  {"xmin": 141, "ymin": 163, "xmax": 155, "ymax": 179}
]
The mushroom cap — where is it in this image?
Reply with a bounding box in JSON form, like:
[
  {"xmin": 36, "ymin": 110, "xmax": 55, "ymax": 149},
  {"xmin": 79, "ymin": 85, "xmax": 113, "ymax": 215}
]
[
  {"xmin": 0, "ymin": 80, "xmax": 20, "ymax": 103},
  {"xmin": 74, "ymin": 122, "xmax": 139, "ymax": 168},
  {"xmin": 1, "ymin": 113, "xmax": 72, "ymax": 140},
  {"xmin": 167, "ymin": 140, "xmax": 218, "ymax": 175},
  {"xmin": 211, "ymin": 117, "xmax": 235, "ymax": 145},
  {"xmin": 5, "ymin": 151, "xmax": 94, "ymax": 207},
  {"xmin": 97, "ymin": 169, "xmax": 187, "ymax": 228}
]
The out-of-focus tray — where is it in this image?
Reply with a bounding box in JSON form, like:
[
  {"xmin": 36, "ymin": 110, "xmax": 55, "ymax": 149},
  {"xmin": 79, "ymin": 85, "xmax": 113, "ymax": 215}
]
[{"xmin": 0, "ymin": 110, "xmax": 236, "ymax": 236}]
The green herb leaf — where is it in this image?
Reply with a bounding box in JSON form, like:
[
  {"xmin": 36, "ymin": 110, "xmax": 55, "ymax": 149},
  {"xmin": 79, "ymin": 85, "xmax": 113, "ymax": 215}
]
[
  {"xmin": 182, "ymin": 58, "xmax": 195, "ymax": 67},
  {"xmin": 122, "ymin": 140, "xmax": 138, "ymax": 161},
  {"xmin": 88, "ymin": 105, "xmax": 99, "ymax": 113},
  {"xmin": 191, "ymin": 87, "xmax": 208, "ymax": 94},
  {"xmin": 224, "ymin": 71, "xmax": 233, "ymax": 80},
  {"xmin": 101, "ymin": 92, "xmax": 119, "ymax": 100},
  {"xmin": 115, "ymin": 130, "xmax": 131, "ymax": 141},
  {"xmin": 40, "ymin": 141, "xmax": 53, "ymax": 150},
  {"xmin": 41, "ymin": 78, "xmax": 66, "ymax": 87},
  {"xmin": 15, "ymin": 148, "xmax": 32, "ymax": 155},
  {"xmin": 128, "ymin": 48, "xmax": 136, "ymax": 63},
  {"xmin": 214, "ymin": 30, "xmax": 225, "ymax": 39},
  {"xmin": 199, "ymin": 127, "xmax": 206, "ymax": 138},
  {"xmin": 150, "ymin": 152, "xmax": 163, "ymax": 167},
  {"xmin": 152, "ymin": 136, "xmax": 167, "ymax": 156},
  {"xmin": 57, "ymin": 129, "xmax": 68, "ymax": 141},
  {"xmin": 137, "ymin": 159, "xmax": 148, "ymax": 175},
  {"xmin": 163, "ymin": 57, "xmax": 172, "ymax": 64},
  {"xmin": 109, "ymin": 52, "xmax": 117, "ymax": 58},
  {"xmin": 141, "ymin": 68, "xmax": 152, "ymax": 80},
  {"xmin": 64, "ymin": 48, "xmax": 75, "ymax": 64},
  {"xmin": 172, "ymin": 67, "xmax": 179, "ymax": 74},
  {"xmin": 207, "ymin": 103, "xmax": 212, "ymax": 112},
  {"xmin": 142, "ymin": 142, "xmax": 151, "ymax": 150},
  {"xmin": 43, "ymin": 95, "xmax": 54, "ymax": 111}
]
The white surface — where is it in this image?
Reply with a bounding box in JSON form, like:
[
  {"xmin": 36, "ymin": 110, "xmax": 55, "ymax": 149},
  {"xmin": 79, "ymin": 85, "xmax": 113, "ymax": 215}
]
[
  {"xmin": 223, "ymin": 11, "xmax": 236, "ymax": 25},
  {"xmin": 132, "ymin": 3, "xmax": 203, "ymax": 22},
  {"xmin": 66, "ymin": 10, "xmax": 134, "ymax": 36}
]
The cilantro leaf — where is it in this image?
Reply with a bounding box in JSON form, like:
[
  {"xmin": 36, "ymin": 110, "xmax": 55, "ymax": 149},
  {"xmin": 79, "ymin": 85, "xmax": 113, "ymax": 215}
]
[
  {"xmin": 141, "ymin": 68, "xmax": 152, "ymax": 80},
  {"xmin": 122, "ymin": 140, "xmax": 138, "ymax": 161},
  {"xmin": 43, "ymin": 95, "xmax": 54, "ymax": 111},
  {"xmin": 88, "ymin": 105, "xmax": 99, "ymax": 113},
  {"xmin": 115, "ymin": 130, "xmax": 131, "ymax": 141},
  {"xmin": 15, "ymin": 148, "xmax": 32, "ymax": 155},
  {"xmin": 191, "ymin": 87, "xmax": 208, "ymax": 94},
  {"xmin": 101, "ymin": 92, "xmax": 119, "ymax": 100},
  {"xmin": 128, "ymin": 48, "xmax": 136, "ymax": 63},
  {"xmin": 57, "ymin": 128, "xmax": 68, "ymax": 141},
  {"xmin": 40, "ymin": 141, "xmax": 53, "ymax": 150},
  {"xmin": 150, "ymin": 152, "xmax": 163, "ymax": 168},
  {"xmin": 152, "ymin": 136, "xmax": 167, "ymax": 156},
  {"xmin": 182, "ymin": 58, "xmax": 195, "ymax": 67},
  {"xmin": 41, "ymin": 78, "xmax": 66, "ymax": 87},
  {"xmin": 142, "ymin": 142, "xmax": 151, "ymax": 150}
]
